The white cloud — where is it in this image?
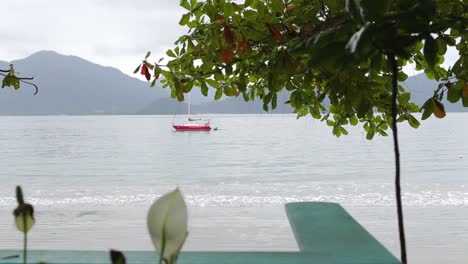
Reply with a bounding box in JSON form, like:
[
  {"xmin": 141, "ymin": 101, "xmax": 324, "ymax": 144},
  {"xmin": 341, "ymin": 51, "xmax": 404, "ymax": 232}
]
[
  {"xmin": 0, "ymin": 1, "xmax": 461, "ymax": 78},
  {"xmin": 0, "ymin": 0, "xmax": 187, "ymax": 76}
]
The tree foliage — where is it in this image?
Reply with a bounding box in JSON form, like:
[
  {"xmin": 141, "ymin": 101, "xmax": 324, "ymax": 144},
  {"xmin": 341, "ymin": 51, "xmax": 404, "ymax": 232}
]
[{"xmin": 137, "ymin": 0, "xmax": 467, "ymax": 139}]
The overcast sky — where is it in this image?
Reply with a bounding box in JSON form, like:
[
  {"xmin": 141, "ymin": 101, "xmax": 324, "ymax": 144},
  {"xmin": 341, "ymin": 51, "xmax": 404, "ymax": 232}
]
[
  {"xmin": 0, "ymin": 0, "xmax": 459, "ymax": 77},
  {"xmin": 0, "ymin": 0, "xmax": 186, "ymax": 76}
]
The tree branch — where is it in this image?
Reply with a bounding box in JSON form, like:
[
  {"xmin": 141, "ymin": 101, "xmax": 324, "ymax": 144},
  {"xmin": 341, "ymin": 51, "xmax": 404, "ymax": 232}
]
[{"xmin": 389, "ymin": 54, "xmax": 407, "ymax": 264}]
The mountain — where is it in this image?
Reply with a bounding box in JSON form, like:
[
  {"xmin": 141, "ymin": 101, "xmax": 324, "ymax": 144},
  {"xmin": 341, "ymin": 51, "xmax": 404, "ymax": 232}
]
[
  {"xmin": 1, "ymin": 51, "xmax": 465, "ymax": 115},
  {"xmin": 140, "ymin": 73, "xmax": 467, "ymax": 115},
  {"xmin": 402, "ymin": 73, "xmax": 466, "ymax": 112},
  {"xmin": 0, "ymin": 51, "xmax": 169, "ymax": 115},
  {"xmin": 137, "ymin": 92, "xmax": 293, "ymax": 115}
]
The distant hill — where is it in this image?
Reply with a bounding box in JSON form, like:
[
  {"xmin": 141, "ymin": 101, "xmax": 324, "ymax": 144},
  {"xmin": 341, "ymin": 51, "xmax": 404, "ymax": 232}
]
[
  {"xmin": 402, "ymin": 73, "xmax": 466, "ymax": 112},
  {"xmin": 1, "ymin": 51, "xmax": 465, "ymax": 115},
  {"xmin": 137, "ymin": 92, "xmax": 293, "ymax": 115},
  {"xmin": 140, "ymin": 73, "xmax": 467, "ymax": 114},
  {"xmin": 0, "ymin": 51, "xmax": 169, "ymax": 115}
]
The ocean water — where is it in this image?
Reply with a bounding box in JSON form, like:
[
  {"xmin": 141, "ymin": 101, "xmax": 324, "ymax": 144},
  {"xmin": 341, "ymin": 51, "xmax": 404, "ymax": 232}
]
[{"xmin": 0, "ymin": 114, "xmax": 467, "ymax": 263}]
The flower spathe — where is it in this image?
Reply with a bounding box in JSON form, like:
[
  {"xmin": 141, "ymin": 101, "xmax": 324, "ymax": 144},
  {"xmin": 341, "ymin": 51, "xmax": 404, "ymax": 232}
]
[{"xmin": 147, "ymin": 188, "xmax": 188, "ymax": 263}]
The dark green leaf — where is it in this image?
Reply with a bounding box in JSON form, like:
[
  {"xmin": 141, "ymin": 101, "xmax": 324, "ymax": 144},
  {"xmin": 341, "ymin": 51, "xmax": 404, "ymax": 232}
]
[
  {"xmin": 447, "ymin": 82, "xmax": 461, "ymax": 103},
  {"xmin": 180, "ymin": 0, "xmax": 191, "ymax": 10},
  {"xmin": 110, "ymin": 250, "xmax": 126, "ymax": 264},
  {"xmin": 349, "ymin": 114, "xmax": 358, "ymax": 126},
  {"xmin": 345, "ymin": 0, "xmax": 361, "ymax": 23},
  {"xmin": 224, "ymin": 2, "xmax": 234, "ymax": 17},
  {"xmin": 179, "ymin": 13, "xmax": 191, "ymax": 25},
  {"xmin": 150, "ymin": 78, "xmax": 157, "ymax": 87},
  {"xmin": 166, "ymin": 50, "xmax": 177, "ymax": 58},
  {"xmin": 215, "ymin": 88, "xmax": 223, "ymax": 100},
  {"xmin": 340, "ymin": 126, "xmax": 349, "ymax": 135},
  {"xmin": 133, "ymin": 64, "xmax": 141, "ymax": 74},
  {"xmin": 424, "ymin": 36, "xmax": 438, "ymax": 69},
  {"xmin": 366, "ymin": 130, "xmax": 375, "ymax": 140},
  {"xmin": 407, "ymin": 115, "xmax": 420, "ymax": 128},
  {"xmin": 271, "ymin": 0, "xmax": 284, "ymax": 13},
  {"xmin": 201, "ymin": 82, "xmax": 209, "ymax": 96},
  {"xmin": 272, "ymin": 93, "xmax": 277, "ymax": 109},
  {"xmin": 421, "ymin": 99, "xmax": 433, "ymax": 120},
  {"xmin": 360, "ymin": 0, "xmax": 389, "ymax": 21},
  {"xmin": 398, "ymin": 92, "xmax": 410, "ymax": 106}
]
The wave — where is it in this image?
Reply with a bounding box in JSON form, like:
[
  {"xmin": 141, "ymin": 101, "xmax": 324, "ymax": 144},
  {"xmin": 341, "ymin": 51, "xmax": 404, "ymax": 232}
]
[{"xmin": 1, "ymin": 191, "xmax": 467, "ymax": 207}]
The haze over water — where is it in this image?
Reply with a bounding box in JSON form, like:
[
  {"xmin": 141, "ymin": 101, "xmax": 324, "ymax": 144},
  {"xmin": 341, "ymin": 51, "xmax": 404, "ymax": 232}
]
[{"xmin": 0, "ymin": 114, "xmax": 467, "ymax": 264}]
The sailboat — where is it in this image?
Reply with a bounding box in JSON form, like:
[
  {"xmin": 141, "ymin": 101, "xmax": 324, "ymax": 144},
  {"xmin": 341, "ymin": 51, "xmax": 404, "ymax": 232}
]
[{"xmin": 172, "ymin": 93, "xmax": 212, "ymax": 131}]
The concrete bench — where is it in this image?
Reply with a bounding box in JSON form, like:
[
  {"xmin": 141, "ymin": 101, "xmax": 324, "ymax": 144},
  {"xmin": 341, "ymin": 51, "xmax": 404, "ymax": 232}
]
[{"xmin": 0, "ymin": 202, "xmax": 400, "ymax": 264}]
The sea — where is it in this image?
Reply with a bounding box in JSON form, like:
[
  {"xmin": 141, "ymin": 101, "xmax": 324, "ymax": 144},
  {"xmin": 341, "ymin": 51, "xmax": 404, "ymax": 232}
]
[{"xmin": 0, "ymin": 114, "xmax": 467, "ymax": 264}]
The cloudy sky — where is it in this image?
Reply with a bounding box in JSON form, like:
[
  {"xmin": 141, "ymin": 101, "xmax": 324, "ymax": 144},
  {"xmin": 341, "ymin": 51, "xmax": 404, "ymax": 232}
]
[
  {"xmin": 0, "ymin": 0, "xmax": 459, "ymax": 77},
  {"xmin": 0, "ymin": 0, "xmax": 186, "ymax": 76}
]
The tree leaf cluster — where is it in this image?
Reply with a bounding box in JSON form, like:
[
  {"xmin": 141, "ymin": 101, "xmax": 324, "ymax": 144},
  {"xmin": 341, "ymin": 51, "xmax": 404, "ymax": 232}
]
[{"xmin": 139, "ymin": 0, "xmax": 467, "ymax": 139}]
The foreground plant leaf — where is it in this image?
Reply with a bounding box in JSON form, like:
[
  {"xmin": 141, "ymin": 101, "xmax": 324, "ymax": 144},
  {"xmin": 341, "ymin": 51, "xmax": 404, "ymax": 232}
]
[
  {"xmin": 13, "ymin": 186, "xmax": 35, "ymax": 233},
  {"xmin": 147, "ymin": 188, "xmax": 188, "ymax": 263},
  {"xmin": 110, "ymin": 250, "xmax": 126, "ymax": 264}
]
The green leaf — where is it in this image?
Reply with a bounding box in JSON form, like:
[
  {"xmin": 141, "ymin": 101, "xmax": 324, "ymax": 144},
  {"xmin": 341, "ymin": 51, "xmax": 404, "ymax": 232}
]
[
  {"xmin": 360, "ymin": 0, "xmax": 389, "ymax": 21},
  {"xmin": 179, "ymin": 13, "xmax": 191, "ymax": 25},
  {"xmin": 145, "ymin": 51, "xmax": 151, "ymax": 59},
  {"xmin": 166, "ymin": 50, "xmax": 177, "ymax": 58},
  {"xmin": 271, "ymin": 0, "xmax": 284, "ymax": 13},
  {"xmin": 340, "ymin": 126, "xmax": 349, "ymax": 135},
  {"xmin": 398, "ymin": 92, "xmax": 410, "ymax": 106},
  {"xmin": 13, "ymin": 186, "xmax": 35, "ymax": 234},
  {"xmin": 215, "ymin": 88, "xmax": 223, "ymax": 100},
  {"xmin": 345, "ymin": 0, "xmax": 361, "ymax": 23},
  {"xmin": 14, "ymin": 208, "xmax": 35, "ymax": 233},
  {"xmin": 110, "ymin": 250, "xmax": 126, "ymax": 264},
  {"xmin": 447, "ymin": 82, "xmax": 462, "ymax": 103},
  {"xmin": 272, "ymin": 93, "xmax": 277, "ymax": 109},
  {"xmin": 424, "ymin": 36, "xmax": 438, "ymax": 69},
  {"xmin": 349, "ymin": 114, "xmax": 358, "ymax": 126},
  {"xmin": 397, "ymin": 71, "xmax": 408, "ymax": 82},
  {"xmin": 180, "ymin": 0, "xmax": 191, "ymax": 10},
  {"xmin": 16, "ymin": 186, "xmax": 25, "ymax": 205},
  {"xmin": 133, "ymin": 64, "xmax": 141, "ymax": 74},
  {"xmin": 242, "ymin": 92, "xmax": 249, "ymax": 102},
  {"xmin": 421, "ymin": 99, "xmax": 433, "ymax": 120},
  {"xmin": 224, "ymin": 2, "xmax": 234, "ymax": 17},
  {"xmin": 206, "ymin": 79, "xmax": 219, "ymax": 88},
  {"xmin": 201, "ymin": 82, "xmax": 209, "ymax": 96},
  {"xmin": 366, "ymin": 130, "xmax": 375, "ymax": 140},
  {"xmin": 150, "ymin": 78, "xmax": 157, "ymax": 87},
  {"xmin": 407, "ymin": 115, "xmax": 420, "ymax": 128}
]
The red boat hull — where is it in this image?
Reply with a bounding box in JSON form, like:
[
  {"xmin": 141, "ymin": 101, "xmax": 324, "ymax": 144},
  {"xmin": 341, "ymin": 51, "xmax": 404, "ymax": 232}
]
[{"xmin": 172, "ymin": 125, "xmax": 211, "ymax": 131}]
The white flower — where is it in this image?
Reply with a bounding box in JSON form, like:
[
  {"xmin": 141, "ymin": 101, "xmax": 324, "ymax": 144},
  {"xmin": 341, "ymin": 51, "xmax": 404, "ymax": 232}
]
[{"xmin": 147, "ymin": 188, "xmax": 188, "ymax": 263}]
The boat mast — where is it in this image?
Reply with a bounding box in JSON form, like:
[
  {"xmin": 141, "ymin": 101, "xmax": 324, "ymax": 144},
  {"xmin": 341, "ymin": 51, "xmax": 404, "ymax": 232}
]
[{"xmin": 188, "ymin": 92, "xmax": 191, "ymax": 116}]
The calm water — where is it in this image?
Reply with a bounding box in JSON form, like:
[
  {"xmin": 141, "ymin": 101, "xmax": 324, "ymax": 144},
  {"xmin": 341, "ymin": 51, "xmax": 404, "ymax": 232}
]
[{"xmin": 0, "ymin": 114, "xmax": 467, "ymax": 263}]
